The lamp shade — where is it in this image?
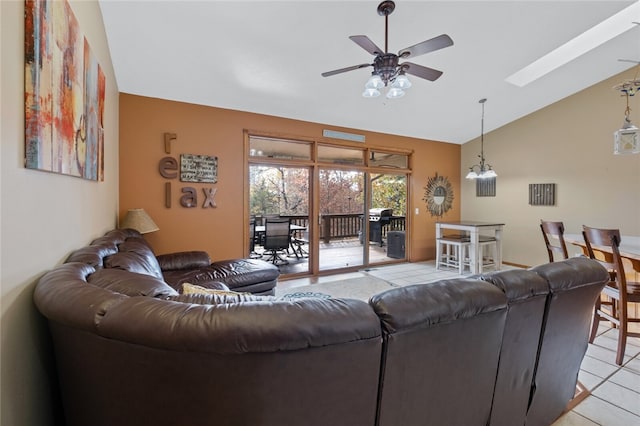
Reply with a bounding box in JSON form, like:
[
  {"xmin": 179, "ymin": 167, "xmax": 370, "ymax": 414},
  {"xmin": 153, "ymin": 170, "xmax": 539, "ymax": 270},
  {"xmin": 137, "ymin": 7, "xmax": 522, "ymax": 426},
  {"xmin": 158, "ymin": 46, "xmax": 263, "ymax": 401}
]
[
  {"xmin": 614, "ymin": 122, "xmax": 640, "ymax": 155},
  {"xmin": 119, "ymin": 209, "xmax": 159, "ymax": 234}
]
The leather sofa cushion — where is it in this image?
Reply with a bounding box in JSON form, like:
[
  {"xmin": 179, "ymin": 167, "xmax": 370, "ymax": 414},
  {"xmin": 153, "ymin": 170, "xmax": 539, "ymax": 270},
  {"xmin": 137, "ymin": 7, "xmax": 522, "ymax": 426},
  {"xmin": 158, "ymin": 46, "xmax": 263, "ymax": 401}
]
[
  {"xmin": 88, "ymin": 268, "xmax": 178, "ymax": 298},
  {"xmin": 104, "ymin": 251, "xmax": 164, "ymax": 279},
  {"xmin": 104, "ymin": 237, "xmax": 165, "ymax": 279},
  {"xmin": 66, "ymin": 243, "xmax": 118, "ymax": 268},
  {"xmin": 370, "ymin": 278, "xmax": 507, "ymax": 333},
  {"xmin": 206, "ymin": 259, "xmax": 280, "ymax": 287},
  {"xmin": 165, "ymin": 291, "xmax": 276, "ymax": 305},
  {"xmin": 162, "ymin": 259, "xmax": 279, "ymax": 292},
  {"xmin": 479, "ymin": 268, "xmax": 549, "ymax": 302},
  {"xmin": 96, "ymin": 297, "xmax": 381, "ymax": 354},
  {"xmin": 156, "ymin": 251, "xmax": 211, "ymax": 271}
]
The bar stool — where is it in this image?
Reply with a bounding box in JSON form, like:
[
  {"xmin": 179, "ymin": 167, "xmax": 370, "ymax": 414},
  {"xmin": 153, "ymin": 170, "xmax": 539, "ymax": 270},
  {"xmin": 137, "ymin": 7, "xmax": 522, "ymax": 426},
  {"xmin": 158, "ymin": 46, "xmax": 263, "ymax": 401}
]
[
  {"xmin": 457, "ymin": 236, "xmax": 498, "ymax": 274},
  {"xmin": 436, "ymin": 235, "xmax": 471, "ymax": 274},
  {"xmin": 477, "ymin": 236, "xmax": 498, "ymax": 273}
]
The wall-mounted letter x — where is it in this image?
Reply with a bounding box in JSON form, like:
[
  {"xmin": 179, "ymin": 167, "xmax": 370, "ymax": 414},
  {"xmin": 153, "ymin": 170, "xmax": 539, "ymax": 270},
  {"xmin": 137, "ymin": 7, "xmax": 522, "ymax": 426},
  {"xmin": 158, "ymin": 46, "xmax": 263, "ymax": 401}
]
[{"xmin": 203, "ymin": 188, "xmax": 217, "ymax": 208}]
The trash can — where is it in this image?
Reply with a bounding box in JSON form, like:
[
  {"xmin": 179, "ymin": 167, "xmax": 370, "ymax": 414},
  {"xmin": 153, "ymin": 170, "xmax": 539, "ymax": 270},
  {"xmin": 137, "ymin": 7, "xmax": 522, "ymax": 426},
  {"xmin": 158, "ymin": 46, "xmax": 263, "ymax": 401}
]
[{"xmin": 387, "ymin": 231, "xmax": 406, "ymax": 259}]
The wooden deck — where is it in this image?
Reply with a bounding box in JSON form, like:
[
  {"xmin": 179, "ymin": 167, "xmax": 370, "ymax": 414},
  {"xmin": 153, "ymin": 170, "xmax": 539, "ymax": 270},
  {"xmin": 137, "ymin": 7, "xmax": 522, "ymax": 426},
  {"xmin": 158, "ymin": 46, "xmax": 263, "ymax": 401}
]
[{"xmin": 255, "ymin": 237, "xmax": 403, "ymax": 276}]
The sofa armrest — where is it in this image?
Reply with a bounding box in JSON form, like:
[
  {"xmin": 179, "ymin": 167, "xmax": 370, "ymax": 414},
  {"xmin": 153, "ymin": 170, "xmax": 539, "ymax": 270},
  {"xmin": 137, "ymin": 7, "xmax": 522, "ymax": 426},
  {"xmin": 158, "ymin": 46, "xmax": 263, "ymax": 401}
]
[{"xmin": 156, "ymin": 251, "xmax": 211, "ymax": 271}]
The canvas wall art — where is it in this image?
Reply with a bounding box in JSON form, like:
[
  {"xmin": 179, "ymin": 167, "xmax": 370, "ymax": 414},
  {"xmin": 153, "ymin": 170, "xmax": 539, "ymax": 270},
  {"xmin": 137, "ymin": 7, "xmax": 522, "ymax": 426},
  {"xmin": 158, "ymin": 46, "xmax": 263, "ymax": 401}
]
[{"xmin": 24, "ymin": 0, "xmax": 105, "ymax": 181}]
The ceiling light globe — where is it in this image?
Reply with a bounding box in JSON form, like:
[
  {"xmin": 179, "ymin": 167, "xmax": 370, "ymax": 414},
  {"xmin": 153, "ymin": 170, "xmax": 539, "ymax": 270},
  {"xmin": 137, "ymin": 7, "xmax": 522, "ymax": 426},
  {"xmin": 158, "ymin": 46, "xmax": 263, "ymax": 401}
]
[
  {"xmin": 392, "ymin": 74, "xmax": 412, "ymax": 89},
  {"xmin": 482, "ymin": 169, "xmax": 497, "ymax": 178},
  {"xmin": 365, "ymin": 74, "xmax": 384, "ymax": 90},
  {"xmin": 465, "ymin": 170, "xmax": 478, "ymax": 179},
  {"xmin": 386, "ymin": 87, "xmax": 405, "ymax": 99},
  {"xmin": 363, "ymin": 88, "xmax": 381, "ymax": 98}
]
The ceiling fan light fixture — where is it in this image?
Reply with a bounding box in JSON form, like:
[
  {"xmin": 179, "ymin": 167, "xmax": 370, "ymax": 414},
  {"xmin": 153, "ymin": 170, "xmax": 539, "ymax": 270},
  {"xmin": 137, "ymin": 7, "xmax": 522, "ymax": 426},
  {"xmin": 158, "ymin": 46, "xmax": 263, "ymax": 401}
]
[
  {"xmin": 392, "ymin": 72, "xmax": 411, "ymax": 89},
  {"xmin": 321, "ymin": 1, "xmax": 453, "ymax": 99},
  {"xmin": 386, "ymin": 87, "xmax": 405, "ymax": 99},
  {"xmin": 363, "ymin": 88, "xmax": 381, "ymax": 98},
  {"xmin": 365, "ymin": 74, "xmax": 384, "ymax": 90}
]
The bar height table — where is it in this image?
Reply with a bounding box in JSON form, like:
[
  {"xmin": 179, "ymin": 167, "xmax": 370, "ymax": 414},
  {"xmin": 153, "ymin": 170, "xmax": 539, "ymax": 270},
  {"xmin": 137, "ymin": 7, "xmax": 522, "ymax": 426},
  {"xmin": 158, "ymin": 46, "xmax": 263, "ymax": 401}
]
[{"xmin": 436, "ymin": 221, "xmax": 505, "ymax": 274}]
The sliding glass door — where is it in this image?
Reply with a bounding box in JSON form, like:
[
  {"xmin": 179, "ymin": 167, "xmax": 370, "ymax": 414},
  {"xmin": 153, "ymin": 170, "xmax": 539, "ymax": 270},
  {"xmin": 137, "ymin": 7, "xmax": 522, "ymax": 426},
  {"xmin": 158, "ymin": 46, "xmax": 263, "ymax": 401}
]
[
  {"xmin": 249, "ymin": 164, "xmax": 310, "ymax": 275},
  {"xmin": 369, "ymin": 173, "xmax": 407, "ymax": 262},
  {"xmin": 247, "ymin": 133, "xmax": 410, "ymax": 277},
  {"xmin": 318, "ymin": 168, "xmax": 365, "ymax": 271}
]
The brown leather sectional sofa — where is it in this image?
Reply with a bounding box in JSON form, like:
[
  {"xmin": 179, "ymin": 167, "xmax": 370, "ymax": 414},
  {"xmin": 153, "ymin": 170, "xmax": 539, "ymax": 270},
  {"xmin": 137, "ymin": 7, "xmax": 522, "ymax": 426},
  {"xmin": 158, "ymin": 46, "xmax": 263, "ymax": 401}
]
[
  {"xmin": 33, "ymin": 231, "xmax": 608, "ymax": 426},
  {"xmin": 65, "ymin": 228, "xmax": 280, "ymax": 295}
]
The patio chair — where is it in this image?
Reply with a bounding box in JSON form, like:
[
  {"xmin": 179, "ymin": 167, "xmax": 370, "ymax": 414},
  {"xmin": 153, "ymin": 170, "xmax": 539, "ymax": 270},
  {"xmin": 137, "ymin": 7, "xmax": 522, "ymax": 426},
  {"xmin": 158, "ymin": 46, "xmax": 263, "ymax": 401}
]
[
  {"xmin": 582, "ymin": 225, "xmax": 640, "ymax": 365},
  {"xmin": 263, "ymin": 217, "xmax": 291, "ymax": 265},
  {"xmin": 540, "ymin": 220, "xmax": 569, "ymax": 262},
  {"xmin": 249, "ymin": 219, "xmax": 262, "ymax": 259},
  {"xmin": 290, "ymin": 229, "xmax": 309, "ymax": 259}
]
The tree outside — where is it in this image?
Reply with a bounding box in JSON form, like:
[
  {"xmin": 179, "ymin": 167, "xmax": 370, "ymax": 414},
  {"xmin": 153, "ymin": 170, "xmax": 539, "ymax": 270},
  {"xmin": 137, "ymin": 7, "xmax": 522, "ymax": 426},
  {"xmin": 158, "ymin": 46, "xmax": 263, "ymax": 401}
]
[{"xmin": 250, "ymin": 165, "xmax": 406, "ymax": 218}]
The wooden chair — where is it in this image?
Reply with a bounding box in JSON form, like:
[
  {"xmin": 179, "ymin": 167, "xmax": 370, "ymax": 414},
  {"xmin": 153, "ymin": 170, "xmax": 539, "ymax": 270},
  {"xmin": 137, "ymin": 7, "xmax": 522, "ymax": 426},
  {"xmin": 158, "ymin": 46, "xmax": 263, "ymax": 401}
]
[
  {"xmin": 263, "ymin": 217, "xmax": 291, "ymax": 265},
  {"xmin": 582, "ymin": 225, "xmax": 640, "ymax": 365},
  {"xmin": 540, "ymin": 220, "xmax": 569, "ymax": 262}
]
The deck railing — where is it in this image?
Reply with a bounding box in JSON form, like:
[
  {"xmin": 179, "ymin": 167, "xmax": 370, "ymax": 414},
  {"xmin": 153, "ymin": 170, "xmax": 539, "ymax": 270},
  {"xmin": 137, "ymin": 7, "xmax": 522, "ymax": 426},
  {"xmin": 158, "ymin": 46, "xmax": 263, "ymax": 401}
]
[{"xmin": 270, "ymin": 213, "xmax": 405, "ymax": 243}]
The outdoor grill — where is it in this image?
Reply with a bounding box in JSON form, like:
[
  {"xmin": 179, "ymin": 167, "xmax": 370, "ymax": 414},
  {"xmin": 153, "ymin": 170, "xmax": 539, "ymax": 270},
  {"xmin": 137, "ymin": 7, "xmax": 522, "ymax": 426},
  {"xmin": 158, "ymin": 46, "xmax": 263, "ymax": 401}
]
[{"xmin": 367, "ymin": 208, "xmax": 393, "ymax": 246}]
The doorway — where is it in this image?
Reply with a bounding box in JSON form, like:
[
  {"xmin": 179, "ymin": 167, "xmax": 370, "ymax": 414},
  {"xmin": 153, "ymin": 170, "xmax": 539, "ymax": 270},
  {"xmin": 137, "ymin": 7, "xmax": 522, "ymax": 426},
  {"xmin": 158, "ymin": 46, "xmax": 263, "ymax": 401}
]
[{"xmin": 247, "ymin": 133, "xmax": 410, "ymax": 277}]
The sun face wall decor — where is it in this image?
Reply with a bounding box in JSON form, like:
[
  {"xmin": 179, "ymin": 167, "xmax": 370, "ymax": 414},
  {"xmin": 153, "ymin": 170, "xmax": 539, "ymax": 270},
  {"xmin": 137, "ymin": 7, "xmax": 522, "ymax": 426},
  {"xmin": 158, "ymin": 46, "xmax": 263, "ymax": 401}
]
[{"xmin": 423, "ymin": 173, "xmax": 454, "ymax": 217}]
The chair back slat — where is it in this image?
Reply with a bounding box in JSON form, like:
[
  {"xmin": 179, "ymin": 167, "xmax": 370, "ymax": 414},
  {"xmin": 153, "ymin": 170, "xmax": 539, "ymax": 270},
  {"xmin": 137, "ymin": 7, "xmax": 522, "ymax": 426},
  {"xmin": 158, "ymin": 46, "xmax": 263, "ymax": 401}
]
[
  {"xmin": 540, "ymin": 220, "xmax": 569, "ymax": 262},
  {"xmin": 582, "ymin": 226, "xmax": 621, "ymax": 272}
]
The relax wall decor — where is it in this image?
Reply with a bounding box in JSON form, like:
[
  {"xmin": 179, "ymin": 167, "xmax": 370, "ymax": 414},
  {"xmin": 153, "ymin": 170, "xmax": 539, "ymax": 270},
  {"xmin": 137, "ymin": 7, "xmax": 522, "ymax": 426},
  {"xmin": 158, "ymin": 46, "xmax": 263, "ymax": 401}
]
[{"xmin": 24, "ymin": 0, "xmax": 105, "ymax": 181}]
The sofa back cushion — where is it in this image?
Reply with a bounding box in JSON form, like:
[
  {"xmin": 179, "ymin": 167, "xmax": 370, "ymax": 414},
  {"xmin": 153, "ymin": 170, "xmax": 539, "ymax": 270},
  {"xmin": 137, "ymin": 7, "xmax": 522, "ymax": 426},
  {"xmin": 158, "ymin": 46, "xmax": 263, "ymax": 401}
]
[
  {"xmin": 525, "ymin": 257, "xmax": 608, "ymax": 426},
  {"xmin": 66, "ymin": 244, "xmax": 118, "ymax": 269},
  {"xmin": 103, "ymin": 238, "xmax": 164, "ymax": 279},
  {"xmin": 89, "ymin": 268, "xmax": 178, "ymax": 298},
  {"xmin": 478, "ymin": 269, "xmax": 550, "ymax": 426},
  {"xmin": 370, "ymin": 279, "xmax": 508, "ymax": 426}
]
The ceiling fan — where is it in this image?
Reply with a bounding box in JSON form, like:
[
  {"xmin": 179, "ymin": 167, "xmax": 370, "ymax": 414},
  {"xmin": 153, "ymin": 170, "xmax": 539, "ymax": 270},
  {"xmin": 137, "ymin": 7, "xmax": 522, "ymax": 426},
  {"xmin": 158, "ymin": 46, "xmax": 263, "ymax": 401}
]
[{"xmin": 321, "ymin": 0, "xmax": 453, "ymax": 98}]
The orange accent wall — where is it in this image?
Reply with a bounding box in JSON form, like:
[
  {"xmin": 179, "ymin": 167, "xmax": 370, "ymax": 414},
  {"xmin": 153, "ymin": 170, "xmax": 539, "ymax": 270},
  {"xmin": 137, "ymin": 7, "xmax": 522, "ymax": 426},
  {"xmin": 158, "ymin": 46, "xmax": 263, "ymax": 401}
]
[{"xmin": 119, "ymin": 93, "xmax": 460, "ymax": 262}]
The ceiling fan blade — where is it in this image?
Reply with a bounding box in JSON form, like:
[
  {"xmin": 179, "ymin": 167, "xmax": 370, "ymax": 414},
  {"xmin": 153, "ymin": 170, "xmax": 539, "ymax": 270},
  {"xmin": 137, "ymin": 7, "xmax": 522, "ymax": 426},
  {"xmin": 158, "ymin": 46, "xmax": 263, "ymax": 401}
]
[
  {"xmin": 402, "ymin": 62, "xmax": 443, "ymax": 81},
  {"xmin": 349, "ymin": 35, "xmax": 384, "ymax": 56},
  {"xmin": 398, "ymin": 34, "xmax": 453, "ymax": 59},
  {"xmin": 321, "ymin": 63, "xmax": 371, "ymax": 78}
]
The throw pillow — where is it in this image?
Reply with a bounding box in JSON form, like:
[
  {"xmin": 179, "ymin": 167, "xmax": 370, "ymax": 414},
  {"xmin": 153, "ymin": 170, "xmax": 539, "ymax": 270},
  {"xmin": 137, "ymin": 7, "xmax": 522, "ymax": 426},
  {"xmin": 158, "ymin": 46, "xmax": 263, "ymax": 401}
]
[{"xmin": 182, "ymin": 282, "xmax": 248, "ymax": 296}]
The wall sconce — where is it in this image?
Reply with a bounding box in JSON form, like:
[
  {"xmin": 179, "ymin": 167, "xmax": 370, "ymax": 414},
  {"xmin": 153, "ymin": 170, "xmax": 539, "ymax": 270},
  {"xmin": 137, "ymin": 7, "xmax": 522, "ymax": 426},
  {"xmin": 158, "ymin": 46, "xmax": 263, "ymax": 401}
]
[{"xmin": 119, "ymin": 208, "xmax": 159, "ymax": 234}]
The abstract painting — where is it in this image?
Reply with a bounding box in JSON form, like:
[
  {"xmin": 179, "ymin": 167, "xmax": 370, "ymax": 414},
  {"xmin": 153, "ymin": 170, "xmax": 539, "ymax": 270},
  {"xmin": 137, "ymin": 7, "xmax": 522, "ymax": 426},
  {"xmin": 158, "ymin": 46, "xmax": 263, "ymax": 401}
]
[{"xmin": 24, "ymin": 0, "xmax": 105, "ymax": 181}]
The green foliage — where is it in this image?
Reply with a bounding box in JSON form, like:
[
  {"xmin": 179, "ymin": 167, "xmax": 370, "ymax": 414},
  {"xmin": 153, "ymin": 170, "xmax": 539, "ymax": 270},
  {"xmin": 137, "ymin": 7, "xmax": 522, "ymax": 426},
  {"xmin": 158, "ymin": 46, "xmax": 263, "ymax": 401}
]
[{"xmin": 371, "ymin": 174, "xmax": 407, "ymax": 216}]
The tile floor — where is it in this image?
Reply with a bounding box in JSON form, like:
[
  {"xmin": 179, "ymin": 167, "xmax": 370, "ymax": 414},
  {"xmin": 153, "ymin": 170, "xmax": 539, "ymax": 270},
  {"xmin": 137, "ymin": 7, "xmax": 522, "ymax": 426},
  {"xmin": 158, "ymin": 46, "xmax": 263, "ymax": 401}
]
[{"xmin": 279, "ymin": 261, "xmax": 640, "ymax": 426}]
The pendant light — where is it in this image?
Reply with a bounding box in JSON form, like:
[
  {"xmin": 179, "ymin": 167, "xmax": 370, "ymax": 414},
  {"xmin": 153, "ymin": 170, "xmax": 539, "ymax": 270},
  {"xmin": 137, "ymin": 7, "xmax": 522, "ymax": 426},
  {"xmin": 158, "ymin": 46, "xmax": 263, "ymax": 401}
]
[{"xmin": 466, "ymin": 98, "xmax": 497, "ymax": 179}]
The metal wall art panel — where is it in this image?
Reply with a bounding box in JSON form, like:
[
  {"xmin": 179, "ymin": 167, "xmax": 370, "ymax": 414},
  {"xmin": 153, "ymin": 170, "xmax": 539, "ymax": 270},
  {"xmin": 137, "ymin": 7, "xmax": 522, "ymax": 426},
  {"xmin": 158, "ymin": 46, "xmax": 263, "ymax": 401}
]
[
  {"xmin": 476, "ymin": 177, "xmax": 496, "ymax": 197},
  {"xmin": 529, "ymin": 183, "xmax": 556, "ymax": 206}
]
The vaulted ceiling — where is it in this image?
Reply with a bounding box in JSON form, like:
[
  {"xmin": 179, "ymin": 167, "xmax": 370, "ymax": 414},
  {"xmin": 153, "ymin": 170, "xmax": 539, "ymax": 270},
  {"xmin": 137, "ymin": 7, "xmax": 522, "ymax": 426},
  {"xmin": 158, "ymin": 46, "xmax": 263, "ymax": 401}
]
[{"xmin": 99, "ymin": 1, "xmax": 640, "ymax": 144}]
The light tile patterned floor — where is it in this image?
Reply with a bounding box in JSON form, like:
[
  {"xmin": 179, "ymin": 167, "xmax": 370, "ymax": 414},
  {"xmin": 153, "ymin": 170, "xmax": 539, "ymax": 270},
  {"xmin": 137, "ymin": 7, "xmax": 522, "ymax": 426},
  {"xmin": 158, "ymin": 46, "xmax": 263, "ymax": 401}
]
[{"xmin": 279, "ymin": 261, "xmax": 640, "ymax": 426}]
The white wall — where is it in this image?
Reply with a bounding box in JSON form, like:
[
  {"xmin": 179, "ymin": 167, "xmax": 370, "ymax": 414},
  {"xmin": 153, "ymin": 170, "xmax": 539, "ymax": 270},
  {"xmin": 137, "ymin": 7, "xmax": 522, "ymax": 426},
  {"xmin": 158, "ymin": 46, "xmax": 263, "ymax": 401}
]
[
  {"xmin": 0, "ymin": 1, "xmax": 119, "ymax": 424},
  {"xmin": 461, "ymin": 69, "xmax": 640, "ymax": 268}
]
